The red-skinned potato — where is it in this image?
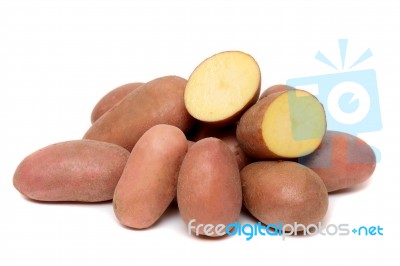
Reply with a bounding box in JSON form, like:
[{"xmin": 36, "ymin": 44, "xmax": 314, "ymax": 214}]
[
  {"xmin": 91, "ymin": 82, "xmax": 144, "ymax": 123},
  {"xmin": 188, "ymin": 123, "xmax": 252, "ymax": 169},
  {"xmin": 177, "ymin": 138, "xmax": 242, "ymax": 237},
  {"xmin": 299, "ymin": 131, "xmax": 376, "ymax": 192},
  {"xmin": 13, "ymin": 140, "xmax": 130, "ymax": 202},
  {"xmin": 113, "ymin": 124, "xmax": 188, "ymax": 229},
  {"xmin": 84, "ymin": 76, "xmax": 194, "ymax": 151},
  {"xmin": 241, "ymin": 161, "xmax": 328, "ymax": 229}
]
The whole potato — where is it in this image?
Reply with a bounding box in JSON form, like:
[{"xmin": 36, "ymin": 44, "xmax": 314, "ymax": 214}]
[
  {"xmin": 177, "ymin": 138, "xmax": 242, "ymax": 237},
  {"xmin": 84, "ymin": 76, "xmax": 194, "ymax": 151},
  {"xmin": 241, "ymin": 161, "xmax": 328, "ymax": 229},
  {"xmin": 13, "ymin": 140, "xmax": 130, "ymax": 202},
  {"xmin": 299, "ymin": 131, "xmax": 376, "ymax": 192},
  {"xmin": 113, "ymin": 124, "xmax": 188, "ymax": 229},
  {"xmin": 91, "ymin": 82, "xmax": 144, "ymax": 123}
]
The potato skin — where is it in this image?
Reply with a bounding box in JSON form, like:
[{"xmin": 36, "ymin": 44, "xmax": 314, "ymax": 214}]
[
  {"xmin": 241, "ymin": 161, "xmax": 328, "ymax": 228},
  {"xmin": 84, "ymin": 76, "xmax": 194, "ymax": 151},
  {"xmin": 91, "ymin": 82, "xmax": 144, "ymax": 123},
  {"xmin": 113, "ymin": 124, "xmax": 188, "ymax": 229},
  {"xmin": 177, "ymin": 138, "xmax": 242, "ymax": 237},
  {"xmin": 259, "ymin": 84, "xmax": 295, "ymax": 99},
  {"xmin": 236, "ymin": 95, "xmax": 281, "ymax": 159},
  {"xmin": 188, "ymin": 123, "xmax": 252, "ymax": 169},
  {"xmin": 187, "ymin": 140, "xmax": 195, "ymax": 149},
  {"xmin": 299, "ymin": 131, "xmax": 376, "ymax": 192},
  {"xmin": 13, "ymin": 140, "xmax": 130, "ymax": 202}
]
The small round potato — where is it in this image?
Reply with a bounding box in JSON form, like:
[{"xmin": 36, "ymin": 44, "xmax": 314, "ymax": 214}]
[{"xmin": 241, "ymin": 161, "xmax": 328, "ymax": 229}]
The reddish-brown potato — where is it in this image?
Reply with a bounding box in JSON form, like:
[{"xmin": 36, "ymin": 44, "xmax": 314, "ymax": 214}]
[
  {"xmin": 299, "ymin": 131, "xmax": 376, "ymax": 192},
  {"xmin": 84, "ymin": 76, "xmax": 194, "ymax": 151},
  {"xmin": 91, "ymin": 82, "xmax": 144, "ymax": 123},
  {"xmin": 113, "ymin": 125, "xmax": 188, "ymax": 229},
  {"xmin": 259, "ymin": 84, "xmax": 295, "ymax": 99},
  {"xmin": 13, "ymin": 140, "xmax": 130, "ymax": 202},
  {"xmin": 241, "ymin": 161, "xmax": 328, "ymax": 228},
  {"xmin": 177, "ymin": 138, "xmax": 242, "ymax": 237},
  {"xmin": 188, "ymin": 123, "xmax": 252, "ymax": 169}
]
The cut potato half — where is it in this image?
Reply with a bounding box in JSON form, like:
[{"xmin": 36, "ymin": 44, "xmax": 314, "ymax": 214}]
[
  {"xmin": 184, "ymin": 51, "xmax": 261, "ymax": 126},
  {"xmin": 237, "ymin": 89, "xmax": 326, "ymax": 159}
]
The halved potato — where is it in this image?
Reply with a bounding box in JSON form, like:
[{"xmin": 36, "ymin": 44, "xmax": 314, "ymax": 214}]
[
  {"xmin": 184, "ymin": 51, "xmax": 261, "ymax": 126},
  {"xmin": 237, "ymin": 89, "xmax": 326, "ymax": 159}
]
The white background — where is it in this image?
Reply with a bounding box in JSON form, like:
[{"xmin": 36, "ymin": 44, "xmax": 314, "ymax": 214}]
[{"xmin": 1, "ymin": 0, "xmax": 399, "ymax": 265}]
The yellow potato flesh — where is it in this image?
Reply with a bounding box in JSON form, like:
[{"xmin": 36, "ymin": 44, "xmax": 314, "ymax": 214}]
[
  {"xmin": 262, "ymin": 90, "xmax": 326, "ymax": 158},
  {"xmin": 185, "ymin": 51, "xmax": 260, "ymax": 123}
]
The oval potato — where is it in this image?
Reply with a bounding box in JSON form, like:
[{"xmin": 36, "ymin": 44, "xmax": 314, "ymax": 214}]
[
  {"xmin": 13, "ymin": 140, "xmax": 130, "ymax": 202},
  {"xmin": 113, "ymin": 124, "xmax": 188, "ymax": 229},
  {"xmin": 241, "ymin": 161, "xmax": 328, "ymax": 228},
  {"xmin": 91, "ymin": 82, "xmax": 144, "ymax": 123},
  {"xmin": 299, "ymin": 131, "xmax": 376, "ymax": 192},
  {"xmin": 177, "ymin": 137, "xmax": 242, "ymax": 237}
]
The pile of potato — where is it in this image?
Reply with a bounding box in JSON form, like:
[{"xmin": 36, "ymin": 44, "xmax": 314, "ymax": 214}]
[{"xmin": 13, "ymin": 51, "xmax": 376, "ymax": 237}]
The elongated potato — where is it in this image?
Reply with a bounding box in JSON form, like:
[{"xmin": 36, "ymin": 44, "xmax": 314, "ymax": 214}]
[
  {"xmin": 13, "ymin": 140, "xmax": 130, "ymax": 202},
  {"xmin": 299, "ymin": 131, "xmax": 376, "ymax": 192},
  {"xmin": 237, "ymin": 89, "xmax": 326, "ymax": 159},
  {"xmin": 241, "ymin": 161, "xmax": 328, "ymax": 228},
  {"xmin": 91, "ymin": 82, "xmax": 144, "ymax": 123},
  {"xmin": 177, "ymin": 138, "xmax": 242, "ymax": 237},
  {"xmin": 113, "ymin": 125, "xmax": 188, "ymax": 229},
  {"xmin": 188, "ymin": 123, "xmax": 251, "ymax": 169},
  {"xmin": 84, "ymin": 76, "xmax": 194, "ymax": 151},
  {"xmin": 259, "ymin": 84, "xmax": 294, "ymax": 99},
  {"xmin": 184, "ymin": 51, "xmax": 261, "ymax": 126}
]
